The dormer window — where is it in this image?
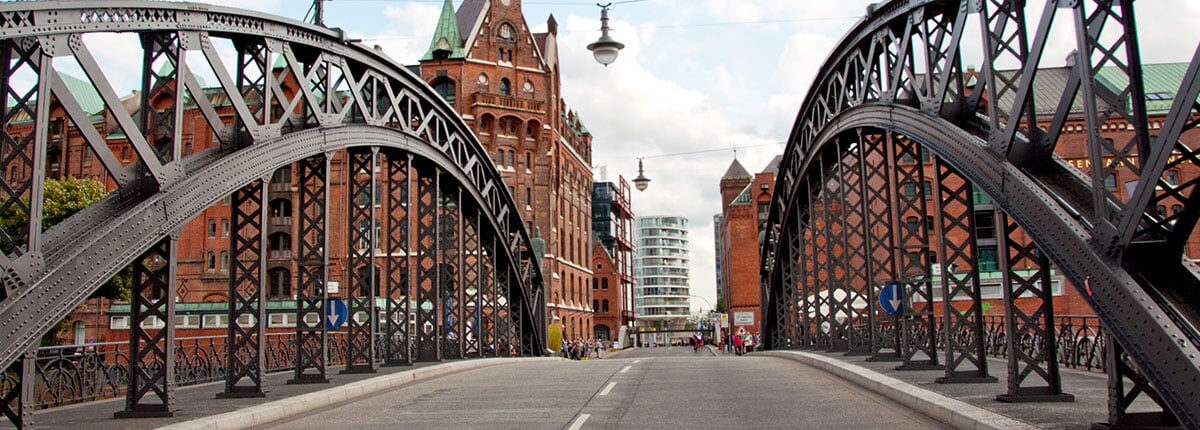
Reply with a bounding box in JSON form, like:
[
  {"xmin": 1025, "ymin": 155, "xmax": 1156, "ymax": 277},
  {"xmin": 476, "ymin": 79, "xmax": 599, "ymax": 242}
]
[{"xmin": 497, "ymin": 23, "xmax": 515, "ymax": 41}]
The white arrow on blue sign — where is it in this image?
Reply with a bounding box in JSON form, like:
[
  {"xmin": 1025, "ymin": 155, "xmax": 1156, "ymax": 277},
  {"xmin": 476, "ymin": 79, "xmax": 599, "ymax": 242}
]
[
  {"xmin": 879, "ymin": 282, "xmax": 904, "ymax": 315},
  {"xmin": 326, "ymin": 298, "xmax": 348, "ymax": 329}
]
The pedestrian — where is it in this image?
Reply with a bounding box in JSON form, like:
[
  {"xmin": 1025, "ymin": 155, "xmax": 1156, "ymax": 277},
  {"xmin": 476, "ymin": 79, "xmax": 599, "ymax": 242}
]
[{"xmin": 733, "ymin": 330, "xmax": 744, "ymax": 356}]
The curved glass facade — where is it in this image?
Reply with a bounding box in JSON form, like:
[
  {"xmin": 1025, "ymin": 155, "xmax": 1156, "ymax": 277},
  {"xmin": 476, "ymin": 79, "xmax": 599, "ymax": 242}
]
[{"xmin": 634, "ymin": 216, "xmax": 690, "ymax": 326}]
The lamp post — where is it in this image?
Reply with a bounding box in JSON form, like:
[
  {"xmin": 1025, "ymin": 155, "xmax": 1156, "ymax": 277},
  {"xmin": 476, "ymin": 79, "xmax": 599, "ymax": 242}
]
[
  {"xmin": 587, "ymin": 3, "xmax": 625, "ymax": 67},
  {"xmin": 632, "ymin": 158, "xmax": 650, "ymax": 191}
]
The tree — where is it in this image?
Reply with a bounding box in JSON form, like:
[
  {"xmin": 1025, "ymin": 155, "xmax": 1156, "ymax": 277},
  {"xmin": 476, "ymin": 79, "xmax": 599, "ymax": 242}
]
[{"xmin": 0, "ymin": 176, "xmax": 129, "ymax": 344}]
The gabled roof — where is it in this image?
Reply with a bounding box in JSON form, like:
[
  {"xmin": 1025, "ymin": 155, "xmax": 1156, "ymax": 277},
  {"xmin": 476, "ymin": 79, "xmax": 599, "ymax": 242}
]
[
  {"xmin": 456, "ymin": 0, "xmax": 487, "ymax": 45},
  {"xmin": 761, "ymin": 155, "xmax": 782, "ymax": 176},
  {"xmin": 721, "ymin": 159, "xmax": 751, "ymax": 181},
  {"xmin": 422, "ymin": 0, "xmax": 467, "ymax": 61}
]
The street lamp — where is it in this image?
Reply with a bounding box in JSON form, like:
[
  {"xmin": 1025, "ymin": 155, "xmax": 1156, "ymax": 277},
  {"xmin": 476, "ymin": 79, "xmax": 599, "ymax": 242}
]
[
  {"xmin": 632, "ymin": 158, "xmax": 650, "ymax": 191},
  {"xmin": 587, "ymin": 3, "xmax": 625, "ymax": 67}
]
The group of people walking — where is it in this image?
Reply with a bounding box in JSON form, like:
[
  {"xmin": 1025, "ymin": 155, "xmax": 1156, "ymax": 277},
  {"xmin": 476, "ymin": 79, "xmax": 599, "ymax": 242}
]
[
  {"xmin": 563, "ymin": 338, "xmax": 606, "ymax": 360},
  {"xmin": 727, "ymin": 328, "xmax": 759, "ymax": 356}
]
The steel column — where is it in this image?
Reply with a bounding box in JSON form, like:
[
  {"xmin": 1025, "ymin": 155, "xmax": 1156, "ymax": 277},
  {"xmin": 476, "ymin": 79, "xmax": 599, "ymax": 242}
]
[
  {"xmin": 931, "ymin": 159, "xmax": 994, "ymax": 384},
  {"xmin": 221, "ymin": 180, "xmax": 268, "ymax": 397},
  {"xmin": 463, "ymin": 209, "xmax": 482, "ymax": 357},
  {"xmin": 115, "ymin": 237, "xmax": 177, "ymax": 418},
  {"xmin": 414, "ymin": 162, "xmax": 441, "ymax": 361},
  {"xmin": 995, "ymin": 211, "xmax": 1073, "ymax": 402},
  {"xmin": 290, "ymin": 155, "xmax": 330, "ymax": 384},
  {"xmin": 0, "ymin": 349, "xmax": 34, "ymax": 429},
  {"xmin": 440, "ymin": 184, "xmax": 463, "ymax": 359},
  {"xmin": 862, "ymin": 131, "xmax": 901, "ymax": 361},
  {"xmin": 1104, "ymin": 335, "xmax": 1180, "ymax": 427},
  {"xmin": 383, "ymin": 151, "xmax": 412, "ymax": 366},
  {"xmin": 891, "ymin": 134, "xmax": 940, "ymax": 371},
  {"xmin": 344, "ymin": 148, "xmax": 379, "ymax": 373}
]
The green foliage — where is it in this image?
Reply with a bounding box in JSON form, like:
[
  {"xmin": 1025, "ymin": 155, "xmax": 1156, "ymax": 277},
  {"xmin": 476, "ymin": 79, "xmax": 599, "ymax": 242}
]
[{"xmin": 715, "ymin": 296, "xmax": 726, "ymax": 313}]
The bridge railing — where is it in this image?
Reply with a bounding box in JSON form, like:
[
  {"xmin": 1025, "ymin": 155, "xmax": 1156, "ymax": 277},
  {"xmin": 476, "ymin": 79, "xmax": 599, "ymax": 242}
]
[
  {"xmin": 6, "ymin": 333, "xmax": 354, "ymax": 410},
  {"xmin": 856, "ymin": 314, "xmax": 1106, "ymax": 372}
]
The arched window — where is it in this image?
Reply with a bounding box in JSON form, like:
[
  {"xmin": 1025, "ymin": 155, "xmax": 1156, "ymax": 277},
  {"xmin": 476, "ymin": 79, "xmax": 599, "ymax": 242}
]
[
  {"xmin": 601, "ymin": 278, "xmax": 608, "ymax": 290},
  {"xmin": 602, "ymin": 299, "xmax": 609, "ymax": 313},
  {"xmin": 500, "ymin": 78, "xmax": 511, "ymax": 96},
  {"xmin": 1166, "ymin": 170, "xmax": 1181, "ymax": 186},
  {"xmin": 593, "ymin": 300, "xmax": 599, "ymax": 312},
  {"xmin": 497, "ymin": 23, "xmax": 515, "ymax": 41},
  {"xmin": 206, "ymin": 251, "xmax": 215, "ymax": 270},
  {"xmin": 432, "ymin": 78, "xmax": 455, "ymax": 106}
]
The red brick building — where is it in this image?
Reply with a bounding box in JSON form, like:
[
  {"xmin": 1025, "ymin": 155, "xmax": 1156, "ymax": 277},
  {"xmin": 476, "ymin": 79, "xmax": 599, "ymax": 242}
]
[
  {"xmin": 716, "ymin": 157, "xmax": 779, "ymax": 335},
  {"xmin": 418, "ymin": 0, "xmax": 595, "ymax": 339},
  {"xmin": 591, "ymin": 178, "xmax": 636, "ymax": 343}
]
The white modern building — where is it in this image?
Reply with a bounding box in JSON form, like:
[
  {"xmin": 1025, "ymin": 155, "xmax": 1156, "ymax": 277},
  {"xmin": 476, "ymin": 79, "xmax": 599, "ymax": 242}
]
[{"xmin": 634, "ymin": 215, "xmax": 691, "ymax": 343}]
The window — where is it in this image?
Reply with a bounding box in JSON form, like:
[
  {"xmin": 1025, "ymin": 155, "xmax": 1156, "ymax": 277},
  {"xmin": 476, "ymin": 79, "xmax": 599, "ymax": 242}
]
[
  {"xmin": 269, "ymin": 268, "xmax": 291, "ymax": 298},
  {"xmin": 1157, "ymin": 205, "xmax": 1167, "ymax": 217},
  {"xmin": 1104, "ymin": 173, "xmax": 1117, "ymax": 189},
  {"xmin": 221, "ymin": 219, "xmax": 230, "ymax": 237},
  {"xmin": 500, "ymin": 78, "xmax": 511, "ymax": 96},
  {"xmin": 175, "ymin": 315, "xmax": 199, "ymax": 328},
  {"xmin": 975, "ymin": 212, "xmax": 996, "ymax": 239},
  {"xmin": 208, "ymin": 219, "xmax": 217, "ymax": 237},
  {"xmin": 110, "ymin": 316, "xmax": 129, "ymax": 330},
  {"xmin": 525, "ymin": 152, "xmax": 532, "ymax": 171},
  {"xmin": 1172, "ymin": 204, "xmax": 1183, "ymax": 216},
  {"xmin": 139, "ymin": 316, "xmax": 165, "ymax": 329},
  {"xmin": 905, "ymin": 216, "xmax": 920, "ymax": 232},
  {"xmin": 433, "ymin": 79, "xmax": 455, "ymax": 106},
  {"xmin": 203, "ymin": 314, "xmax": 229, "ymax": 328},
  {"xmin": 593, "ymin": 300, "xmax": 599, "ymax": 312},
  {"xmin": 923, "ymin": 182, "xmax": 932, "ymax": 197},
  {"xmin": 497, "ymin": 23, "xmax": 515, "ymax": 41},
  {"xmin": 902, "ymin": 182, "xmax": 918, "ymax": 198},
  {"xmin": 602, "ymin": 278, "xmax": 608, "ymax": 290},
  {"xmin": 206, "ymin": 251, "xmax": 216, "ymax": 270},
  {"xmin": 1166, "ymin": 170, "xmax": 1180, "ymax": 186},
  {"xmin": 978, "ymin": 246, "xmax": 999, "ymax": 271},
  {"xmin": 593, "ymin": 278, "xmax": 598, "ymax": 290},
  {"xmin": 602, "ymin": 299, "xmax": 609, "ymax": 313},
  {"xmin": 219, "ymin": 251, "xmax": 229, "ymax": 271},
  {"xmin": 236, "ymin": 314, "xmax": 256, "ymax": 327},
  {"xmin": 121, "ymin": 146, "xmax": 130, "ymax": 162},
  {"xmin": 269, "ymin": 313, "xmax": 296, "ymax": 328}
]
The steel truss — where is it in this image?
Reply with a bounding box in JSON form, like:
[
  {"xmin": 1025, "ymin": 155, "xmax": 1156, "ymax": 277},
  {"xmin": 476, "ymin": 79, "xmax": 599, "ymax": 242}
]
[
  {"xmin": 344, "ymin": 149, "xmax": 379, "ymax": 373},
  {"xmin": 0, "ymin": 2, "xmax": 545, "ymax": 427},
  {"xmin": 763, "ymin": 1, "xmax": 1200, "ymax": 425},
  {"xmin": 221, "ymin": 180, "xmax": 268, "ymax": 397}
]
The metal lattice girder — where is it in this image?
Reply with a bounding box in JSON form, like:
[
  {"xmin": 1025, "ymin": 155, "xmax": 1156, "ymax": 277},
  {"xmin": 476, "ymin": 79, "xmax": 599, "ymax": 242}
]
[
  {"xmin": 496, "ymin": 258, "xmax": 511, "ymax": 356},
  {"xmin": 837, "ymin": 137, "xmax": 872, "ymax": 354},
  {"xmin": 482, "ymin": 235, "xmax": 498, "ymax": 357},
  {"xmin": 415, "ymin": 162, "xmax": 441, "ymax": 361},
  {"xmin": 861, "ymin": 131, "xmax": 900, "ymax": 359},
  {"xmin": 995, "ymin": 211, "xmax": 1073, "ymax": 403},
  {"xmin": 890, "ymin": 133, "xmax": 940, "ymax": 370},
  {"xmin": 463, "ymin": 209, "xmax": 482, "ymax": 357},
  {"xmin": 138, "ymin": 31, "xmax": 182, "ymax": 164},
  {"xmin": 0, "ymin": 1, "xmax": 547, "ymax": 373},
  {"xmin": 441, "ymin": 184, "xmax": 463, "ymax": 359},
  {"xmin": 764, "ymin": 0, "xmax": 1200, "ymax": 424},
  {"xmin": 810, "ymin": 168, "xmax": 834, "ymax": 350},
  {"xmin": 383, "ymin": 151, "xmax": 411, "ymax": 366},
  {"xmin": 1105, "ymin": 335, "xmax": 1180, "ymax": 427},
  {"xmin": 115, "ymin": 237, "xmax": 177, "ymax": 418},
  {"xmin": 221, "ymin": 180, "xmax": 268, "ymax": 397},
  {"xmin": 931, "ymin": 158, "xmax": 994, "ymax": 383},
  {"xmin": 0, "ymin": 38, "xmax": 45, "ymax": 259},
  {"xmin": 344, "ymin": 149, "xmax": 378, "ymax": 373},
  {"xmin": 291, "ymin": 155, "xmax": 330, "ymax": 384},
  {"xmin": 800, "ymin": 193, "xmax": 817, "ymax": 349}
]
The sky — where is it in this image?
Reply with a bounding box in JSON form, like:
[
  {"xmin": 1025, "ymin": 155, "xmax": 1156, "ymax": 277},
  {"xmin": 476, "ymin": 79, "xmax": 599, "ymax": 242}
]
[{"xmin": 65, "ymin": 0, "xmax": 1200, "ymax": 316}]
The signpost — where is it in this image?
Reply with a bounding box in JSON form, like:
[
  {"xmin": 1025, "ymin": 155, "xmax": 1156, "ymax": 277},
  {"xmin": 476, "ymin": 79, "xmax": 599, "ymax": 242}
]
[
  {"xmin": 879, "ymin": 282, "xmax": 904, "ymax": 315},
  {"xmin": 326, "ymin": 298, "xmax": 348, "ymax": 329}
]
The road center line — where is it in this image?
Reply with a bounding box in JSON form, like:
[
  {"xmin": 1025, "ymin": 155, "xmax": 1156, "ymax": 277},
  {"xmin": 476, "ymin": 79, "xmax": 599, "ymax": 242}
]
[
  {"xmin": 599, "ymin": 382, "xmax": 617, "ymax": 396},
  {"xmin": 568, "ymin": 413, "xmax": 590, "ymax": 430},
  {"xmin": 619, "ymin": 365, "xmax": 632, "ymax": 373},
  {"xmin": 633, "ymin": 359, "xmax": 642, "ymax": 364}
]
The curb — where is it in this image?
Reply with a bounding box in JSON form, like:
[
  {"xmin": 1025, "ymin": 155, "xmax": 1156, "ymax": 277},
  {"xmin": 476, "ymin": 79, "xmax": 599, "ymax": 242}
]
[
  {"xmin": 761, "ymin": 351, "xmax": 1036, "ymax": 430},
  {"xmin": 159, "ymin": 357, "xmax": 562, "ymax": 430}
]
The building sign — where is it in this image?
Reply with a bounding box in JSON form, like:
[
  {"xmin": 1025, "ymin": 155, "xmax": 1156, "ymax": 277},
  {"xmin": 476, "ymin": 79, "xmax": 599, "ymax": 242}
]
[{"xmin": 733, "ymin": 311, "xmax": 754, "ymax": 326}]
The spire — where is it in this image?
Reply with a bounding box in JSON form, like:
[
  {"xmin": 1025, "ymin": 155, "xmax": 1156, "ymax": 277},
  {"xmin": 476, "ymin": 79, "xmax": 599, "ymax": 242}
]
[{"xmin": 422, "ymin": 0, "xmax": 466, "ymax": 61}]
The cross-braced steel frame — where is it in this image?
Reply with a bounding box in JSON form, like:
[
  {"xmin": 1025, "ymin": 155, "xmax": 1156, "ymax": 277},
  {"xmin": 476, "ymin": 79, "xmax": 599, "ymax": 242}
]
[
  {"xmin": 763, "ymin": 0, "xmax": 1200, "ymax": 426},
  {"xmin": 0, "ymin": 2, "xmax": 545, "ymax": 428}
]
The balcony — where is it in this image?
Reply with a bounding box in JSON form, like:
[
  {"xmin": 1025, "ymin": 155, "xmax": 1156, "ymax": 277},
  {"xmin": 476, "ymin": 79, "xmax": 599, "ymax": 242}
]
[{"xmin": 472, "ymin": 92, "xmax": 545, "ymax": 114}]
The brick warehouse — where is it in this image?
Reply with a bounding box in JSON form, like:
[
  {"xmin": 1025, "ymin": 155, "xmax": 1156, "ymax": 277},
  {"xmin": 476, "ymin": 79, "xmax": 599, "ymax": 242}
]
[
  {"xmin": 28, "ymin": 0, "xmax": 600, "ymax": 346},
  {"xmin": 418, "ymin": 0, "xmax": 596, "ymax": 340},
  {"xmin": 717, "ymin": 156, "xmax": 779, "ymax": 337}
]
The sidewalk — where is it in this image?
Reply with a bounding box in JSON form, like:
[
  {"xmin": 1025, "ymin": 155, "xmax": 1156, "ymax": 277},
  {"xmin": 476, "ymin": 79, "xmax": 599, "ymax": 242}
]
[
  {"xmin": 759, "ymin": 349, "xmax": 1113, "ymax": 429},
  {"xmin": 12, "ymin": 357, "xmax": 559, "ymax": 430}
]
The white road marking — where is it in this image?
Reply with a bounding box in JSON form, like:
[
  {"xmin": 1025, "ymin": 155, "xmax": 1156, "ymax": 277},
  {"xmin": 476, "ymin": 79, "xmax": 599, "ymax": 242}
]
[
  {"xmin": 599, "ymin": 382, "xmax": 617, "ymax": 396},
  {"xmin": 568, "ymin": 413, "xmax": 590, "ymax": 430},
  {"xmin": 619, "ymin": 365, "xmax": 632, "ymax": 373},
  {"xmin": 633, "ymin": 359, "xmax": 642, "ymax": 364}
]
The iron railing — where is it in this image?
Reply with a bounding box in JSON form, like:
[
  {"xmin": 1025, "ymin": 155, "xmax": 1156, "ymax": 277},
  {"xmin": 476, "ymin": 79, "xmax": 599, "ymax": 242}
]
[{"xmin": 3, "ymin": 332, "xmax": 354, "ymax": 410}]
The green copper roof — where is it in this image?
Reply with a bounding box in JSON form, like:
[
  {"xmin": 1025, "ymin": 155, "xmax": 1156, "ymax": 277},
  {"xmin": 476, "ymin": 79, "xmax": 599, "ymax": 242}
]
[
  {"xmin": 57, "ymin": 72, "xmax": 105, "ymax": 116},
  {"xmin": 1095, "ymin": 62, "xmax": 1194, "ymax": 115},
  {"xmin": 422, "ymin": 0, "xmax": 466, "ymax": 61}
]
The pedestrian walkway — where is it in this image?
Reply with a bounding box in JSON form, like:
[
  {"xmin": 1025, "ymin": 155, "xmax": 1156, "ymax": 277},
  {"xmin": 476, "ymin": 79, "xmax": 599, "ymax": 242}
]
[
  {"xmin": 15, "ymin": 357, "xmax": 558, "ymax": 430},
  {"xmin": 755, "ymin": 349, "xmax": 1113, "ymax": 429}
]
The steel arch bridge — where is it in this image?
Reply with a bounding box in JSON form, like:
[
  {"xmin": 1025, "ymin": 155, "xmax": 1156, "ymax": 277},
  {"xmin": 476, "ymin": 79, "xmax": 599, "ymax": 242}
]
[
  {"xmin": 0, "ymin": 1, "xmax": 545, "ymax": 426},
  {"xmin": 762, "ymin": 0, "xmax": 1200, "ymax": 427}
]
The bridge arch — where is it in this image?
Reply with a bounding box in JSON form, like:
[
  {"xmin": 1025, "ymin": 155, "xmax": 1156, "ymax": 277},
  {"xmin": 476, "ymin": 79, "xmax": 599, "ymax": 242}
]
[
  {"xmin": 0, "ymin": 1, "xmax": 545, "ymax": 423},
  {"xmin": 764, "ymin": 0, "xmax": 1200, "ymax": 426}
]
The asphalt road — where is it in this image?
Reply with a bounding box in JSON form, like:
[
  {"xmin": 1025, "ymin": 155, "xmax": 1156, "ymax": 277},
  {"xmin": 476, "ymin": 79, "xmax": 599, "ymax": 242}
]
[{"xmin": 258, "ymin": 346, "xmax": 950, "ymax": 429}]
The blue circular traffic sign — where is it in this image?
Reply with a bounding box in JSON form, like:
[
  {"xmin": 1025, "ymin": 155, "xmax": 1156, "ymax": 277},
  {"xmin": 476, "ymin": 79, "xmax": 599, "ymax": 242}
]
[
  {"xmin": 326, "ymin": 298, "xmax": 348, "ymax": 329},
  {"xmin": 879, "ymin": 282, "xmax": 904, "ymax": 315}
]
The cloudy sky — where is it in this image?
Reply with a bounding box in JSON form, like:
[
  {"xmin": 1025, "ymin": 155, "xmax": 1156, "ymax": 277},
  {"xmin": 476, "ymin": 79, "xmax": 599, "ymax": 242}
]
[{"xmin": 71, "ymin": 0, "xmax": 1200, "ymax": 315}]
